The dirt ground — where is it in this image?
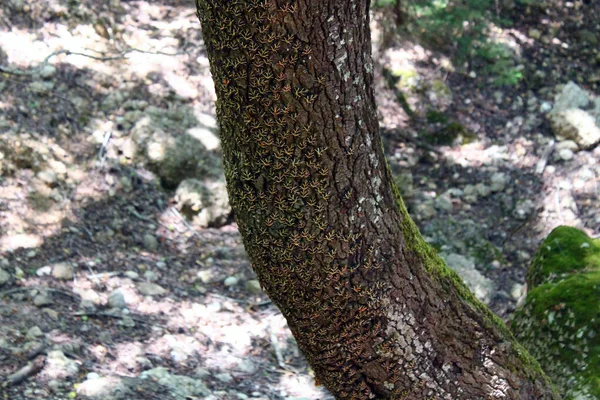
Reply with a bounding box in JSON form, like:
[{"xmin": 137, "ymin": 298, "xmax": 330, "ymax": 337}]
[{"xmin": 0, "ymin": 0, "xmax": 598, "ymax": 399}]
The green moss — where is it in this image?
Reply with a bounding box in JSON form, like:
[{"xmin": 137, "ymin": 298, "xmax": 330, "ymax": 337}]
[
  {"xmin": 384, "ymin": 160, "xmax": 552, "ymax": 384},
  {"xmin": 513, "ymin": 226, "xmax": 600, "ymax": 399},
  {"xmin": 527, "ymin": 226, "xmax": 600, "ymax": 288}
]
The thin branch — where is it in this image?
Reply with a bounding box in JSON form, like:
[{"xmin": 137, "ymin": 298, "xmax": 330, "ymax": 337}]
[
  {"xmin": 0, "ymin": 46, "xmax": 184, "ymax": 77},
  {"xmin": 3, "ymin": 355, "xmax": 46, "ymax": 387}
]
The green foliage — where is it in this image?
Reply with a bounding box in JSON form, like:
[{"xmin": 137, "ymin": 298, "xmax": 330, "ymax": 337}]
[{"xmin": 373, "ymin": 0, "xmax": 524, "ymax": 86}]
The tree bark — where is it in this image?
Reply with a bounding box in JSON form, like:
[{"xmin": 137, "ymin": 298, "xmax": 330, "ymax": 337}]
[{"xmin": 194, "ymin": 0, "xmax": 559, "ymax": 398}]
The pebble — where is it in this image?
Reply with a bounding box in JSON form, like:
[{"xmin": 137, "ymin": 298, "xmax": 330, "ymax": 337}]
[
  {"xmin": 36, "ymin": 266, "xmax": 52, "ymax": 276},
  {"xmin": 86, "ymin": 372, "xmax": 101, "ymax": 380},
  {"xmin": 223, "ymin": 276, "xmax": 239, "ymax": 287},
  {"xmin": 143, "ymin": 233, "xmax": 159, "ymax": 251},
  {"xmin": 138, "ymin": 282, "xmax": 166, "ymax": 296},
  {"xmin": 490, "ymin": 172, "xmax": 507, "ymax": 192},
  {"xmin": 215, "ymin": 372, "xmax": 233, "ymax": 383},
  {"xmin": 26, "ymin": 326, "xmax": 44, "ymax": 340},
  {"xmin": 52, "ymin": 262, "xmax": 74, "ymax": 280},
  {"xmin": 37, "ymin": 169, "xmax": 58, "ymax": 185},
  {"xmin": 558, "ymin": 148, "xmax": 574, "ymax": 161},
  {"xmin": 33, "ymin": 294, "xmax": 53, "ymax": 307},
  {"xmin": 124, "ymin": 270, "xmax": 139, "ymax": 279},
  {"xmin": 0, "ymin": 268, "xmax": 10, "ymax": 286},
  {"xmin": 39, "ymin": 65, "xmax": 57, "ymax": 79},
  {"xmin": 434, "ymin": 194, "xmax": 453, "ymax": 212},
  {"xmin": 108, "ymin": 290, "xmax": 127, "ymax": 309},
  {"xmin": 245, "ymin": 280, "xmax": 262, "ymax": 295}
]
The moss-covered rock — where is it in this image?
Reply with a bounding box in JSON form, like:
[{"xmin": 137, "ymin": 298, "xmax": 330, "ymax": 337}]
[{"xmin": 512, "ymin": 226, "xmax": 600, "ymax": 399}]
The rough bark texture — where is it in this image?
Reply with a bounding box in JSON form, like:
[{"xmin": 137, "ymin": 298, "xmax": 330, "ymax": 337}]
[{"xmin": 194, "ymin": 0, "xmax": 559, "ymax": 398}]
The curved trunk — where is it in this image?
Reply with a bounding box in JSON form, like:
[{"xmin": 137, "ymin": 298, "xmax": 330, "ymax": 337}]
[{"xmin": 194, "ymin": 0, "xmax": 559, "ymax": 398}]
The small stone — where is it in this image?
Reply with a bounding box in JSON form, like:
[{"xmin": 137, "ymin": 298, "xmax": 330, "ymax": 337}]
[
  {"xmin": 138, "ymin": 282, "xmax": 166, "ymax": 296},
  {"xmin": 434, "ymin": 194, "xmax": 453, "ymax": 212},
  {"xmin": 215, "ymin": 373, "xmax": 233, "ymax": 383},
  {"xmin": 46, "ymin": 350, "xmax": 80, "ymax": 378},
  {"xmin": 511, "ymin": 283, "xmax": 526, "ymax": 301},
  {"xmin": 490, "ymin": 172, "xmax": 507, "ymax": 192},
  {"xmin": 39, "ymin": 65, "xmax": 57, "ymax": 79},
  {"xmin": 26, "ymin": 326, "xmax": 44, "ymax": 340},
  {"xmin": 86, "ymin": 372, "xmax": 101, "ymax": 380},
  {"xmin": 196, "ymin": 270, "xmax": 214, "ymax": 284},
  {"xmin": 52, "ymin": 262, "xmax": 73, "ymax": 280},
  {"xmin": 107, "ymin": 290, "xmax": 127, "ymax": 309},
  {"xmin": 528, "ymin": 28, "xmax": 542, "ymax": 40},
  {"xmin": 144, "ymin": 270, "xmax": 159, "ymax": 282},
  {"xmin": 143, "ymin": 233, "xmax": 159, "ymax": 251},
  {"xmin": 237, "ymin": 359, "xmax": 258, "ymax": 374},
  {"xmin": 245, "ymin": 280, "xmax": 262, "ymax": 295},
  {"xmin": 43, "ymin": 309, "xmax": 59, "ymax": 319},
  {"xmin": 0, "ymin": 268, "xmax": 9, "ymax": 286},
  {"xmin": 468, "ymin": 71, "xmax": 477, "ymax": 78},
  {"xmin": 475, "ymin": 183, "xmax": 492, "ymax": 197},
  {"xmin": 14, "ymin": 267, "xmax": 25, "ymax": 279},
  {"xmin": 206, "ymin": 301, "xmax": 222, "ymax": 313},
  {"xmin": 558, "ymin": 148, "xmax": 574, "ymax": 161},
  {"xmin": 513, "ymin": 199, "xmax": 535, "ymax": 220},
  {"xmin": 224, "ymin": 276, "xmax": 239, "ymax": 287},
  {"xmin": 37, "ymin": 169, "xmax": 58, "ymax": 185},
  {"xmin": 26, "ymin": 250, "xmax": 36, "ymax": 258},
  {"xmin": 36, "ymin": 266, "xmax": 52, "ymax": 276},
  {"xmin": 33, "ymin": 294, "xmax": 53, "ymax": 307},
  {"xmin": 124, "ymin": 270, "xmax": 139, "ymax": 279}
]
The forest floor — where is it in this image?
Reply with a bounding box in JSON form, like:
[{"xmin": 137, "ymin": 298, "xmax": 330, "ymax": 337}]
[{"xmin": 0, "ymin": 0, "xmax": 598, "ymax": 399}]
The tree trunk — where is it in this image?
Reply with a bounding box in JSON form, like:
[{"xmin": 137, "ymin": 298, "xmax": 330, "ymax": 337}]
[{"xmin": 194, "ymin": 0, "xmax": 559, "ymax": 398}]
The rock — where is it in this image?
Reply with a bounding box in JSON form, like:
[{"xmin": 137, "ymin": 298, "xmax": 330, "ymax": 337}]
[
  {"xmin": 548, "ymin": 81, "xmax": 600, "ymax": 149},
  {"xmin": 44, "ymin": 350, "xmax": 80, "ymax": 379},
  {"xmin": 223, "ymin": 276, "xmax": 239, "ymax": 287},
  {"xmin": 141, "ymin": 367, "xmax": 211, "ymax": 398},
  {"xmin": 144, "ymin": 270, "xmax": 159, "ymax": 282},
  {"xmin": 37, "ymin": 169, "xmax": 58, "ymax": 186},
  {"xmin": 237, "ymin": 359, "xmax": 258, "ymax": 374},
  {"xmin": 414, "ymin": 200, "xmax": 436, "ymax": 220},
  {"xmin": 138, "ymin": 282, "xmax": 166, "ymax": 296},
  {"xmin": 39, "ymin": 65, "xmax": 57, "ymax": 79},
  {"xmin": 513, "ymin": 199, "xmax": 535, "ymax": 220},
  {"xmin": 43, "ymin": 308, "xmax": 59, "ymax": 319},
  {"xmin": 175, "ymin": 178, "xmax": 231, "ymax": 228},
  {"xmin": 475, "ymin": 183, "xmax": 491, "ymax": 197},
  {"xmin": 142, "ymin": 233, "xmax": 159, "ymax": 251},
  {"xmin": 130, "ymin": 111, "xmax": 223, "ymax": 189},
  {"xmin": 245, "ymin": 280, "xmax": 262, "ymax": 295},
  {"xmin": 442, "ymin": 253, "xmax": 494, "ymax": 304},
  {"xmin": 490, "ymin": 172, "xmax": 507, "ymax": 192},
  {"xmin": 434, "ymin": 193, "xmax": 453, "ymax": 212},
  {"xmin": 196, "ymin": 270, "xmax": 215, "ymax": 284},
  {"xmin": 463, "ymin": 184, "xmax": 478, "ymax": 203},
  {"xmin": 33, "ymin": 293, "xmax": 53, "ymax": 307},
  {"xmin": 0, "ymin": 268, "xmax": 9, "ymax": 286},
  {"xmin": 26, "ymin": 326, "xmax": 44, "ymax": 340},
  {"xmin": 558, "ymin": 148, "xmax": 574, "ymax": 161},
  {"xmin": 528, "ymin": 28, "xmax": 542, "ymax": 40},
  {"xmin": 108, "ymin": 290, "xmax": 127, "ymax": 309},
  {"xmin": 512, "ymin": 227, "xmax": 600, "ymax": 399},
  {"xmin": 51, "ymin": 262, "xmax": 73, "ymax": 280},
  {"xmin": 124, "ymin": 270, "xmax": 139, "ymax": 280},
  {"xmin": 215, "ymin": 372, "xmax": 233, "ymax": 383},
  {"xmin": 36, "ymin": 266, "xmax": 52, "ymax": 276}
]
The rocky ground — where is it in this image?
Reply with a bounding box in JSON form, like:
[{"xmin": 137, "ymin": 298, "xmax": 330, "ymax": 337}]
[{"xmin": 0, "ymin": 0, "xmax": 599, "ymax": 399}]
